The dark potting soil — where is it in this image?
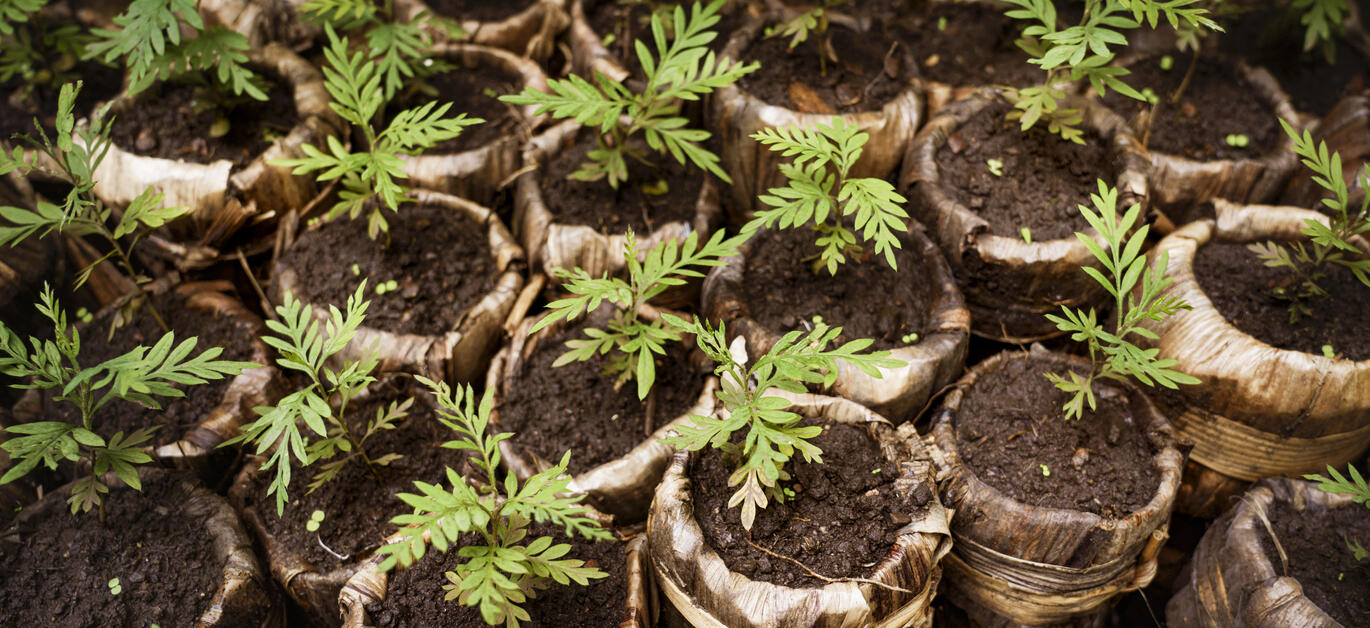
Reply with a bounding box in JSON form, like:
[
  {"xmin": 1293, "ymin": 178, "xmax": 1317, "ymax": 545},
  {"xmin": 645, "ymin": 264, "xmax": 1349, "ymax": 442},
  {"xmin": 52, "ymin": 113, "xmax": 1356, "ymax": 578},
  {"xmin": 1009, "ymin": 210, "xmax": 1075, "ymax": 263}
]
[
  {"xmin": 1193, "ymin": 241, "xmax": 1370, "ymax": 360},
  {"xmin": 247, "ymin": 378, "xmax": 469, "ymax": 569},
  {"xmin": 1100, "ymin": 55, "xmax": 1280, "ymax": 161},
  {"xmin": 1219, "ymin": 6, "xmax": 1369, "ymax": 116},
  {"xmin": 496, "ymin": 315, "xmax": 706, "ymax": 475},
  {"xmin": 0, "ymin": 60, "xmax": 123, "ymax": 139},
  {"xmin": 366, "ymin": 523, "xmax": 627, "ymax": 627},
  {"xmin": 905, "ymin": 3, "xmax": 1038, "ymax": 88},
  {"xmin": 690, "ymin": 416, "xmax": 929, "ymax": 587},
  {"xmin": 953, "ymin": 355, "xmax": 1161, "ymax": 517},
  {"xmin": 587, "ymin": 0, "xmax": 747, "ymax": 77},
  {"xmin": 933, "ymin": 99, "xmax": 1109, "ymax": 240},
  {"xmin": 741, "ymin": 226, "xmax": 933, "ymax": 351},
  {"xmin": 540, "ymin": 127, "xmax": 704, "ymax": 234},
  {"xmin": 1257, "ymin": 498, "xmax": 1370, "ymax": 626},
  {"xmin": 280, "ymin": 203, "xmax": 497, "ymax": 336},
  {"xmin": 737, "ymin": 22, "xmax": 912, "ymax": 114},
  {"xmin": 425, "ymin": 0, "xmax": 535, "ymax": 22},
  {"xmin": 388, "ymin": 60, "xmax": 524, "ymax": 154},
  {"xmin": 109, "ymin": 80, "xmax": 298, "ymax": 168},
  {"xmin": 0, "ymin": 477, "xmax": 222, "ymax": 627}
]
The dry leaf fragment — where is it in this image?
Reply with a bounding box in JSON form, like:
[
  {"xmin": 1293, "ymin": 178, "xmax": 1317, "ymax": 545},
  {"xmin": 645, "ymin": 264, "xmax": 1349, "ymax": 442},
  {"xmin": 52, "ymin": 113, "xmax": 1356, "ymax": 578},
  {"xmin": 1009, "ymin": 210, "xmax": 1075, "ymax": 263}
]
[{"xmin": 788, "ymin": 81, "xmax": 835, "ymax": 114}]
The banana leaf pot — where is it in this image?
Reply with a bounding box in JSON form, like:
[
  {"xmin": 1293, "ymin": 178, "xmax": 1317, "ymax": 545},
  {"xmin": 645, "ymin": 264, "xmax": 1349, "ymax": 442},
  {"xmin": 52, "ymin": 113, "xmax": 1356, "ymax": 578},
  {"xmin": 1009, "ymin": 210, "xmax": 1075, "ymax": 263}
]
[
  {"xmin": 273, "ymin": 189, "xmax": 524, "ymax": 384},
  {"xmin": 1134, "ymin": 201, "xmax": 1370, "ymax": 518},
  {"xmin": 397, "ymin": 0, "xmax": 569, "ymax": 61},
  {"xmin": 564, "ymin": 0, "xmax": 632, "ymax": 85},
  {"xmin": 648, "ymin": 391, "xmax": 952, "ymax": 627},
  {"xmin": 899, "ymin": 92, "xmax": 1150, "ymax": 343},
  {"xmin": 700, "ymin": 221, "xmax": 969, "ymax": 420},
  {"xmin": 926, "ymin": 348, "xmax": 1183, "ymax": 626}
]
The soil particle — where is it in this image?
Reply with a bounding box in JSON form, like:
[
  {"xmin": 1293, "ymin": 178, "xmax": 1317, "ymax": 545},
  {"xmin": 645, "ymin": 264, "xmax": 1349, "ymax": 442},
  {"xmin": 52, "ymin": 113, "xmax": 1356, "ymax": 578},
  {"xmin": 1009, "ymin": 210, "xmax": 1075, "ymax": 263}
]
[
  {"xmin": 425, "ymin": 0, "xmax": 535, "ymax": 22},
  {"xmin": 110, "ymin": 80, "xmax": 299, "ymax": 168},
  {"xmin": 904, "ymin": 3, "xmax": 1039, "ymax": 87},
  {"xmin": 1257, "ymin": 498, "xmax": 1370, "ymax": 625},
  {"xmin": 737, "ymin": 22, "xmax": 913, "ymax": 114},
  {"xmin": 387, "ymin": 59, "xmax": 524, "ymax": 154}
]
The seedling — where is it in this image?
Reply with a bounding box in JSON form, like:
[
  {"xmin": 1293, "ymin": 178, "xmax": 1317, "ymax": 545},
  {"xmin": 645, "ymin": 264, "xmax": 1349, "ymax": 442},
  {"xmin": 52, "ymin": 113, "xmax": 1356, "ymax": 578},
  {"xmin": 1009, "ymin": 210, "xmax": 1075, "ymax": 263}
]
[
  {"xmin": 1306, "ymin": 463, "xmax": 1370, "ymax": 562},
  {"xmin": 901, "ymin": 332, "xmax": 919, "ymax": 344},
  {"xmin": 746, "ymin": 116, "xmax": 909, "ymax": 275},
  {"xmin": 501, "ymin": 0, "xmax": 757, "ymax": 188},
  {"xmin": 374, "ymin": 279, "xmax": 399, "ymax": 295},
  {"xmin": 107, "ymin": 578, "xmax": 121, "ymax": 595},
  {"xmin": 937, "ymin": 16, "xmax": 948, "ymax": 31},
  {"xmin": 987, "ymin": 158, "xmax": 1004, "ymax": 177},
  {"xmin": 765, "ymin": 0, "xmax": 847, "ymax": 74},
  {"xmin": 1323, "ymin": 344, "xmax": 1337, "ymax": 358},
  {"xmin": 1040, "ymin": 464, "xmax": 1050, "ymax": 477},
  {"xmin": 0, "ymin": 286, "xmax": 254, "ymax": 516},
  {"xmin": 224, "ymin": 281, "xmax": 406, "ymax": 516},
  {"xmin": 376, "ymin": 378, "xmax": 610, "ymax": 627},
  {"xmin": 660, "ymin": 315, "xmax": 903, "ymax": 529},
  {"xmin": 1294, "ymin": 0, "xmax": 1349, "ymax": 62},
  {"xmin": 273, "ymin": 26, "xmax": 480, "ymax": 239},
  {"xmin": 0, "ymin": 0, "xmax": 93, "ymax": 104},
  {"xmin": 1224, "ymin": 133, "xmax": 1249, "ymax": 148},
  {"xmin": 1248, "ymin": 120, "xmax": 1370, "ymax": 322},
  {"xmin": 306, "ymin": 509, "xmax": 326, "ymax": 532},
  {"xmin": 1159, "ymin": 54, "xmax": 1174, "ymax": 71},
  {"xmin": 1043, "ymin": 180, "xmax": 1199, "ymax": 420},
  {"xmin": 1021, "ymin": 227, "xmax": 1033, "ymax": 243},
  {"xmin": 532, "ymin": 229, "xmax": 745, "ymax": 400},
  {"xmin": 299, "ymin": 0, "xmax": 460, "ymax": 101}
]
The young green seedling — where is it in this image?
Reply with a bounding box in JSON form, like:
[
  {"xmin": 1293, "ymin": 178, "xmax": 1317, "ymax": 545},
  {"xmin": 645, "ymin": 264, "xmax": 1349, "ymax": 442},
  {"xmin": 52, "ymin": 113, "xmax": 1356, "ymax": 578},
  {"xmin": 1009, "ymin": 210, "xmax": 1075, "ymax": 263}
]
[
  {"xmin": 1306, "ymin": 463, "xmax": 1370, "ymax": 561},
  {"xmin": 299, "ymin": 0, "xmax": 461, "ymax": 100},
  {"xmin": 765, "ymin": 0, "xmax": 847, "ymax": 74},
  {"xmin": 1043, "ymin": 179, "xmax": 1199, "ymax": 420},
  {"xmin": 1294, "ymin": 0, "xmax": 1350, "ymax": 62},
  {"xmin": 501, "ymin": 0, "xmax": 757, "ymax": 188},
  {"xmin": 746, "ymin": 116, "xmax": 909, "ymax": 275},
  {"xmin": 376, "ymin": 378, "xmax": 610, "ymax": 627},
  {"xmin": 0, "ymin": 0, "xmax": 93, "ymax": 103}
]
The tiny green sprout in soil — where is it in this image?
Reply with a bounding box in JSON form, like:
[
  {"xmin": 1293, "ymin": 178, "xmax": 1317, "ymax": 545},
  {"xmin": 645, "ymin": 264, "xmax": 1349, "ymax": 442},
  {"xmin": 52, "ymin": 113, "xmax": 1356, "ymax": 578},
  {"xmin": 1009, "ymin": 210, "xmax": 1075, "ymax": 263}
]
[
  {"xmin": 1040, "ymin": 464, "xmax": 1050, "ymax": 477},
  {"xmin": 1305, "ymin": 463, "xmax": 1370, "ymax": 563},
  {"xmin": 987, "ymin": 158, "xmax": 1004, "ymax": 176}
]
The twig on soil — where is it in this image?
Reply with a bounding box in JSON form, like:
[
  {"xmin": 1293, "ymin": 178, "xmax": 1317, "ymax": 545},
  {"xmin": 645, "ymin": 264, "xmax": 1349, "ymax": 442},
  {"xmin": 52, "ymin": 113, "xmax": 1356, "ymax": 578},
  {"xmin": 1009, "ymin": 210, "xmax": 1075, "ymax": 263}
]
[
  {"xmin": 745, "ymin": 539, "xmax": 911, "ymax": 593},
  {"xmin": 236, "ymin": 247, "xmax": 277, "ymax": 321},
  {"xmin": 317, "ymin": 534, "xmax": 351, "ymax": 561}
]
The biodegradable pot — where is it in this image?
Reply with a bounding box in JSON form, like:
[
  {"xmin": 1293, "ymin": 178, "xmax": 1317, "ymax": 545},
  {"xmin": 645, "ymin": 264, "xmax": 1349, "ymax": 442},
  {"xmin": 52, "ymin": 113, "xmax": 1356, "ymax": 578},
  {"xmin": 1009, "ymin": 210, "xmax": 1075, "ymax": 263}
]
[
  {"xmin": 648, "ymin": 390, "xmax": 953, "ymax": 627},
  {"xmin": 397, "ymin": 43, "xmax": 548, "ymax": 206},
  {"xmin": 198, "ymin": 0, "xmax": 298, "ymax": 47},
  {"xmin": 1134, "ymin": 201, "xmax": 1370, "ymax": 517},
  {"xmin": 487, "ymin": 311, "xmax": 720, "ymax": 523},
  {"xmin": 85, "ymin": 43, "xmax": 342, "ymax": 269},
  {"xmin": 396, "ymin": 0, "xmax": 569, "ymax": 61},
  {"xmin": 926, "ymin": 348, "xmax": 1183, "ymax": 626},
  {"xmin": 1281, "ymin": 92, "xmax": 1369, "ymax": 209},
  {"xmin": 273, "ymin": 189, "xmax": 524, "ymax": 384},
  {"xmin": 899, "ymin": 92, "xmax": 1150, "ymax": 343},
  {"xmin": 1, "ymin": 467, "xmax": 274, "ymax": 626},
  {"xmin": 338, "ymin": 524, "xmax": 649, "ymax": 628},
  {"xmin": 701, "ymin": 222, "xmax": 969, "ymax": 420},
  {"xmin": 565, "ymin": 0, "xmax": 631, "ymax": 85},
  {"xmin": 512, "ymin": 120, "xmax": 727, "ymax": 285},
  {"xmin": 710, "ymin": 13, "xmax": 924, "ymax": 215},
  {"xmin": 1167, "ymin": 477, "xmax": 1363, "ymax": 626}
]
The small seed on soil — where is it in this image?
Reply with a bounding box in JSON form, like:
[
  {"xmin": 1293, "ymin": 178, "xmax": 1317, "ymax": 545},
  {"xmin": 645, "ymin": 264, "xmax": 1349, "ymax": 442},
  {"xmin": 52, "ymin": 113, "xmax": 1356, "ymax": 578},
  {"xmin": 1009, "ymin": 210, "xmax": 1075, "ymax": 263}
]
[
  {"xmin": 135, "ymin": 129, "xmax": 157, "ymax": 152},
  {"xmin": 1072, "ymin": 447, "xmax": 1090, "ymax": 468}
]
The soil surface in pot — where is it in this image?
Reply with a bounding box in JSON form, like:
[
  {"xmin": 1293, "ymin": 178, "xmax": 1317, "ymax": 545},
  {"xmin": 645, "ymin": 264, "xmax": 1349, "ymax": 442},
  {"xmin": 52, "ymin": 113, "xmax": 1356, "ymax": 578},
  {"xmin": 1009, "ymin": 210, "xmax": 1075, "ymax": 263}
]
[
  {"xmin": 691, "ymin": 415, "xmax": 928, "ymax": 587},
  {"xmin": 389, "ymin": 60, "xmax": 524, "ymax": 154},
  {"xmin": 737, "ymin": 21, "xmax": 913, "ymax": 114},
  {"xmin": 427, "ymin": 0, "xmax": 535, "ymax": 22},
  {"xmin": 365, "ymin": 523, "xmax": 627, "ymax": 627},
  {"xmin": 953, "ymin": 356, "xmax": 1160, "ymax": 516},
  {"xmin": 1100, "ymin": 55, "xmax": 1279, "ymax": 161},
  {"xmin": 541, "ymin": 127, "xmax": 704, "ymax": 233},
  {"xmin": 1193, "ymin": 241, "xmax": 1370, "ymax": 360},
  {"xmin": 246, "ymin": 378, "xmax": 469, "ymax": 569},
  {"xmin": 281, "ymin": 203, "xmax": 497, "ymax": 336},
  {"xmin": 110, "ymin": 80, "xmax": 298, "ymax": 167},
  {"xmin": 933, "ymin": 99, "xmax": 1108, "ymax": 240},
  {"xmin": 905, "ymin": 3, "xmax": 1038, "ymax": 88},
  {"xmin": 496, "ymin": 316, "xmax": 706, "ymax": 475},
  {"xmin": 1219, "ymin": 9, "xmax": 1368, "ymax": 116},
  {"xmin": 0, "ymin": 476, "xmax": 222, "ymax": 626},
  {"xmin": 1257, "ymin": 498, "xmax": 1370, "ymax": 625},
  {"xmin": 0, "ymin": 60, "xmax": 122, "ymax": 139},
  {"xmin": 589, "ymin": 0, "xmax": 747, "ymax": 77},
  {"xmin": 741, "ymin": 227, "xmax": 933, "ymax": 351}
]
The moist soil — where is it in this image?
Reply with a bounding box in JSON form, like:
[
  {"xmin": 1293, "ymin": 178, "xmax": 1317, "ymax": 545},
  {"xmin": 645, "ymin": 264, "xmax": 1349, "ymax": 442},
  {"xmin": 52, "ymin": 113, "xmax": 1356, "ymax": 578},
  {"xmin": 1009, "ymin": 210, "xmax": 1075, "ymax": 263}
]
[
  {"xmin": 737, "ymin": 22, "xmax": 913, "ymax": 114},
  {"xmin": 691, "ymin": 416, "xmax": 930, "ymax": 587},
  {"xmin": 953, "ymin": 355, "xmax": 1161, "ymax": 517},
  {"xmin": 280, "ymin": 203, "xmax": 497, "ymax": 336},
  {"xmin": 388, "ymin": 60, "xmax": 524, "ymax": 154},
  {"xmin": 933, "ymin": 99, "xmax": 1110, "ymax": 240},
  {"xmin": 109, "ymin": 80, "xmax": 298, "ymax": 168},
  {"xmin": 1100, "ymin": 55, "xmax": 1280, "ymax": 161},
  {"xmin": 741, "ymin": 226, "xmax": 933, "ymax": 351},
  {"xmin": 1257, "ymin": 498, "xmax": 1370, "ymax": 625},
  {"xmin": 246, "ymin": 378, "xmax": 470, "ymax": 569},
  {"xmin": 1218, "ymin": 6, "xmax": 1369, "ymax": 116},
  {"xmin": 365, "ymin": 523, "xmax": 628, "ymax": 627},
  {"xmin": 0, "ymin": 477, "xmax": 222, "ymax": 627},
  {"xmin": 540, "ymin": 127, "xmax": 704, "ymax": 234},
  {"xmin": 425, "ymin": 0, "xmax": 535, "ymax": 22},
  {"xmin": 0, "ymin": 60, "xmax": 123, "ymax": 139},
  {"xmin": 1193, "ymin": 241, "xmax": 1370, "ymax": 360},
  {"xmin": 495, "ymin": 314, "xmax": 706, "ymax": 475},
  {"xmin": 904, "ymin": 3, "xmax": 1039, "ymax": 88}
]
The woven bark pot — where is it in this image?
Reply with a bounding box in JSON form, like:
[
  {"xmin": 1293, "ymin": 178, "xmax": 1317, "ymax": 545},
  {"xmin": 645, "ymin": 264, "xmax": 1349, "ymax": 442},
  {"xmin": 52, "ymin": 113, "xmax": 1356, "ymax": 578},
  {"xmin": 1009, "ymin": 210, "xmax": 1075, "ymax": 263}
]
[
  {"xmin": 1167, "ymin": 477, "xmax": 1362, "ymax": 626},
  {"xmin": 700, "ymin": 221, "xmax": 969, "ymax": 420},
  {"xmin": 709, "ymin": 12, "xmax": 923, "ymax": 216},
  {"xmin": 648, "ymin": 391, "xmax": 952, "ymax": 627},
  {"xmin": 1134, "ymin": 200, "xmax": 1370, "ymax": 518},
  {"xmin": 1281, "ymin": 92, "xmax": 1370, "ymax": 209},
  {"xmin": 396, "ymin": 0, "xmax": 569, "ymax": 61},
  {"xmin": 926, "ymin": 348, "xmax": 1183, "ymax": 627},
  {"xmin": 84, "ymin": 42, "xmax": 342, "ymax": 270},
  {"xmin": 273, "ymin": 189, "xmax": 524, "ymax": 384},
  {"xmin": 899, "ymin": 91, "xmax": 1150, "ymax": 343}
]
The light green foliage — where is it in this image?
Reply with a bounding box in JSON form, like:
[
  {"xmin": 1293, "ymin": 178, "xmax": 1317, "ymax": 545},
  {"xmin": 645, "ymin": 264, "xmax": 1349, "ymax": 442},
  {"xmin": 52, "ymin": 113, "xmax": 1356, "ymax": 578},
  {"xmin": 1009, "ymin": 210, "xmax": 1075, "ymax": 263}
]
[
  {"xmin": 1248, "ymin": 120, "xmax": 1370, "ymax": 322},
  {"xmin": 1293, "ymin": 0, "xmax": 1347, "ymax": 62},
  {"xmin": 0, "ymin": 0, "xmax": 92, "ymax": 97},
  {"xmin": 85, "ymin": 0, "xmax": 265, "ymax": 100},
  {"xmin": 299, "ymin": 0, "xmax": 460, "ymax": 100},
  {"xmin": 0, "ymin": 286, "xmax": 254, "ymax": 515},
  {"xmin": 107, "ymin": 578, "xmax": 121, "ymax": 595},
  {"xmin": 660, "ymin": 314, "xmax": 903, "ymax": 530},
  {"xmin": 223, "ymin": 281, "xmax": 405, "ymax": 516},
  {"xmin": 1044, "ymin": 180, "xmax": 1198, "ymax": 420},
  {"xmin": 765, "ymin": 0, "xmax": 846, "ymax": 51},
  {"xmin": 1306, "ymin": 463, "xmax": 1370, "ymax": 561},
  {"xmin": 746, "ymin": 116, "xmax": 908, "ymax": 275},
  {"xmin": 532, "ymin": 229, "xmax": 745, "ymax": 400},
  {"xmin": 272, "ymin": 26, "xmax": 480, "ymax": 239},
  {"xmin": 376, "ymin": 378, "xmax": 610, "ymax": 627},
  {"xmin": 501, "ymin": 0, "xmax": 757, "ymax": 188}
]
